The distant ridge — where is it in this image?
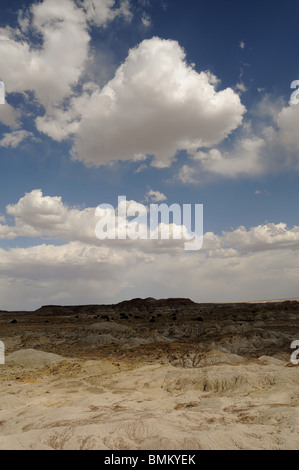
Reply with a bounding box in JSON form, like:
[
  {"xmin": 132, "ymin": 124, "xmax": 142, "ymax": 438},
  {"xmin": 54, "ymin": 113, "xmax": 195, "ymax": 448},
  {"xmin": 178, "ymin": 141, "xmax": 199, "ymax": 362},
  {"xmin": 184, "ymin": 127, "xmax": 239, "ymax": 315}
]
[{"xmin": 0, "ymin": 296, "xmax": 298, "ymax": 314}]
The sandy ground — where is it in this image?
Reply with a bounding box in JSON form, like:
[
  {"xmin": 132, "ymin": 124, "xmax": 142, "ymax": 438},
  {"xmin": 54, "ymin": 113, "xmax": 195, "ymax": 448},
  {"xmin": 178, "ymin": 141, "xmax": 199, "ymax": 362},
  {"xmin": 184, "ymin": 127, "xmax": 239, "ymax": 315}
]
[
  {"xmin": 0, "ymin": 298, "xmax": 298, "ymax": 450},
  {"xmin": 0, "ymin": 348, "xmax": 298, "ymax": 450}
]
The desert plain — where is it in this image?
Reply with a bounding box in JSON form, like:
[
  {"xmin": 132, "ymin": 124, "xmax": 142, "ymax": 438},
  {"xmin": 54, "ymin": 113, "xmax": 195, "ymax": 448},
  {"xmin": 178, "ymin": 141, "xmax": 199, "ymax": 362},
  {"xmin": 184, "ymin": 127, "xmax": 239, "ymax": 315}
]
[{"xmin": 0, "ymin": 297, "xmax": 298, "ymax": 450}]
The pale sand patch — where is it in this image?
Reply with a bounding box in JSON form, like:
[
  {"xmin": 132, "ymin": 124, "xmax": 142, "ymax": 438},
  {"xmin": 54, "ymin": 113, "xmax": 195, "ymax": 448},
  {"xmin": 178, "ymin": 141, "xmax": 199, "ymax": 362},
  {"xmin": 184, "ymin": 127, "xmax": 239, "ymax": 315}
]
[
  {"xmin": 0, "ymin": 349, "xmax": 298, "ymax": 449},
  {"xmin": 5, "ymin": 349, "xmax": 65, "ymax": 368}
]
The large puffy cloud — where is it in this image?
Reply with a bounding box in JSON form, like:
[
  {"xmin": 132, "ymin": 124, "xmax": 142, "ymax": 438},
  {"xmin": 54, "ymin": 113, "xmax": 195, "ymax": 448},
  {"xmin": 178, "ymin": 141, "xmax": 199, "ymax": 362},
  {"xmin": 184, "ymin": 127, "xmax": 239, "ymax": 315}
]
[
  {"xmin": 0, "ymin": 0, "xmax": 90, "ymax": 109},
  {"xmin": 36, "ymin": 37, "xmax": 246, "ymax": 167},
  {"xmin": 0, "ymin": 0, "xmax": 133, "ymax": 135},
  {"xmin": 0, "ymin": 189, "xmax": 96, "ymax": 242},
  {"xmin": 68, "ymin": 37, "xmax": 245, "ymax": 167}
]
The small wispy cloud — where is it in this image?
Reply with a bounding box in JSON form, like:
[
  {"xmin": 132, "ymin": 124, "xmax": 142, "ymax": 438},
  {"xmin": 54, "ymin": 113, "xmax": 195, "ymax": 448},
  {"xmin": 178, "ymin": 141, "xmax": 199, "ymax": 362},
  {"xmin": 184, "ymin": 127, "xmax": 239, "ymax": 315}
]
[
  {"xmin": 135, "ymin": 163, "xmax": 148, "ymax": 173},
  {"xmin": 255, "ymin": 189, "xmax": 270, "ymax": 196},
  {"xmin": 235, "ymin": 81, "xmax": 247, "ymax": 93},
  {"xmin": 0, "ymin": 130, "xmax": 34, "ymax": 148},
  {"xmin": 141, "ymin": 13, "xmax": 152, "ymax": 27},
  {"xmin": 145, "ymin": 189, "xmax": 167, "ymax": 202}
]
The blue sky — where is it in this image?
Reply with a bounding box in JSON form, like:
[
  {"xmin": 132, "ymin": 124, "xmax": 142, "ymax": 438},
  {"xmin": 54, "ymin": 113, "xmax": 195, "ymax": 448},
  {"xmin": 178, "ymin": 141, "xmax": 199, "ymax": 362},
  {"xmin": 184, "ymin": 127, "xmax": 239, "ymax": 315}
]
[{"xmin": 0, "ymin": 0, "xmax": 299, "ymax": 309}]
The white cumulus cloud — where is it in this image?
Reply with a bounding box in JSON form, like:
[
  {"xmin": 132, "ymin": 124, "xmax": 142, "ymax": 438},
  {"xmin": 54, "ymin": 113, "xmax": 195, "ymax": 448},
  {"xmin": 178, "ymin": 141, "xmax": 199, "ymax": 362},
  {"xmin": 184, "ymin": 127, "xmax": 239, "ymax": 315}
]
[
  {"xmin": 0, "ymin": 0, "xmax": 90, "ymax": 109},
  {"xmin": 69, "ymin": 37, "xmax": 245, "ymax": 168},
  {"xmin": 0, "ymin": 0, "xmax": 133, "ymax": 132}
]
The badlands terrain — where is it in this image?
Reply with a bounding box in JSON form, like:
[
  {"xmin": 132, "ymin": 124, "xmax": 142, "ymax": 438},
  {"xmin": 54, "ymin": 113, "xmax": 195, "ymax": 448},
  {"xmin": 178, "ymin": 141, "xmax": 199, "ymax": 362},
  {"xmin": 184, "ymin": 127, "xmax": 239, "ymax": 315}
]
[{"xmin": 0, "ymin": 297, "xmax": 298, "ymax": 450}]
